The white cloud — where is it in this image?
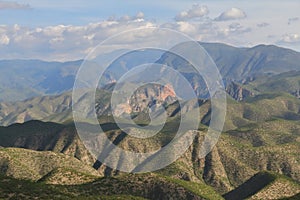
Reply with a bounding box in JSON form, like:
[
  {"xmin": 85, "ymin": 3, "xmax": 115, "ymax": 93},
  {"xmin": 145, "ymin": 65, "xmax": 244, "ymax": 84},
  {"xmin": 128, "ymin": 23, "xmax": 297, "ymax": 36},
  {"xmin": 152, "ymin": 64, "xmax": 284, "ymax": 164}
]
[
  {"xmin": 0, "ymin": 34, "xmax": 9, "ymax": 45},
  {"xmin": 111, "ymin": 12, "xmax": 145, "ymax": 23},
  {"xmin": 214, "ymin": 22, "xmax": 252, "ymax": 43},
  {"xmin": 0, "ymin": 14, "xmax": 157, "ymax": 60},
  {"xmin": 175, "ymin": 4, "xmax": 209, "ymax": 21},
  {"xmin": 0, "ymin": 1, "xmax": 30, "ymax": 10},
  {"xmin": 280, "ymin": 33, "xmax": 300, "ymax": 43},
  {"xmin": 215, "ymin": 8, "xmax": 246, "ymax": 21},
  {"xmin": 276, "ymin": 33, "xmax": 300, "ymax": 51},
  {"xmin": 0, "ymin": 6, "xmax": 298, "ymax": 60},
  {"xmin": 136, "ymin": 12, "xmax": 144, "ymax": 19},
  {"xmin": 43, "ymin": 25, "xmax": 67, "ymax": 37},
  {"xmin": 0, "ymin": 13, "xmax": 256, "ymax": 60},
  {"xmin": 178, "ymin": 22, "xmax": 197, "ymax": 34}
]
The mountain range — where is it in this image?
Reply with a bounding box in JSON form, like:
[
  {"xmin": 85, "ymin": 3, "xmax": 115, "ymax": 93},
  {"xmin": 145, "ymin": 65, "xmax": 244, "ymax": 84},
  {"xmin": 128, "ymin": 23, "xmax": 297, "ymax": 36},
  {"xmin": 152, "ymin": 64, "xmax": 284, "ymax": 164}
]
[
  {"xmin": 1, "ymin": 43, "xmax": 300, "ymax": 102},
  {"xmin": 0, "ymin": 43, "xmax": 300, "ymax": 199}
]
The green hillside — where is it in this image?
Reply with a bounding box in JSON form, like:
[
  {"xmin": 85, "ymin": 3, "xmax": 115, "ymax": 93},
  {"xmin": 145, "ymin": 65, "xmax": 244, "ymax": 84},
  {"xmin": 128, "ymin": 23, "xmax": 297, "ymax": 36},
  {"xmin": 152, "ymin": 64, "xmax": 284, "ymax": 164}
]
[{"xmin": 0, "ymin": 166, "xmax": 223, "ymax": 200}]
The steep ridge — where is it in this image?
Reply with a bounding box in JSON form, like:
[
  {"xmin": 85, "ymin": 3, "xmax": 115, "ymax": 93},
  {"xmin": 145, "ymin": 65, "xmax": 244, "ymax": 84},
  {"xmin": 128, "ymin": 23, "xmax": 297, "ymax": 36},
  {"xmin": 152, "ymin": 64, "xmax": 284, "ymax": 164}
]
[
  {"xmin": 200, "ymin": 43, "xmax": 300, "ymax": 81},
  {"xmin": 0, "ymin": 121, "xmax": 96, "ymax": 166},
  {"xmin": 156, "ymin": 43, "xmax": 300, "ymax": 99},
  {"xmin": 0, "ymin": 92, "xmax": 73, "ymax": 126}
]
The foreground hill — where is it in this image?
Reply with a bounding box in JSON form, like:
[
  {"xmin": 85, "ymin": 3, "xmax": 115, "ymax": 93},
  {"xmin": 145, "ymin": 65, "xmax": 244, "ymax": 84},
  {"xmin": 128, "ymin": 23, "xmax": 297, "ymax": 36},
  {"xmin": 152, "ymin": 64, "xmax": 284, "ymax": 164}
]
[
  {"xmin": 0, "ymin": 114, "xmax": 299, "ymax": 195},
  {"xmin": 0, "ymin": 166, "xmax": 223, "ymax": 200},
  {"xmin": 0, "ymin": 147, "xmax": 100, "ymax": 185},
  {"xmin": 0, "ymin": 147, "xmax": 298, "ymax": 199}
]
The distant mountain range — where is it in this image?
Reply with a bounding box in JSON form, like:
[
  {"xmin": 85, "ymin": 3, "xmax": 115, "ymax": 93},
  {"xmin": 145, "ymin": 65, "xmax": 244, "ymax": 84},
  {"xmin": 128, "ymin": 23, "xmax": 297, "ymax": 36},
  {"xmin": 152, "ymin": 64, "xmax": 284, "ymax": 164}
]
[
  {"xmin": 1, "ymin": 43, "xmax": 299, "ymax": 102},
  {"xmin": 0, "ymin": 59, "xmax": 81, "ymax": 102}
]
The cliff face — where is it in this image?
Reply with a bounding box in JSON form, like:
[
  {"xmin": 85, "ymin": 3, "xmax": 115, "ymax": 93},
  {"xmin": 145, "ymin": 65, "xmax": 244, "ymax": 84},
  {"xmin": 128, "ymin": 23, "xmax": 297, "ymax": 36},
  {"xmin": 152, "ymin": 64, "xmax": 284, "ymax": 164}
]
[
  {"xmin": 226, "ymin": 82, "xmax": 254, "ymax": 101},
  {"xmin": 292, "ymin": 89, "xmax": 300, "ymax": 99},
  {"xmin": 111, "ymin": 83, "xmax": 177, "ymax": 116}
]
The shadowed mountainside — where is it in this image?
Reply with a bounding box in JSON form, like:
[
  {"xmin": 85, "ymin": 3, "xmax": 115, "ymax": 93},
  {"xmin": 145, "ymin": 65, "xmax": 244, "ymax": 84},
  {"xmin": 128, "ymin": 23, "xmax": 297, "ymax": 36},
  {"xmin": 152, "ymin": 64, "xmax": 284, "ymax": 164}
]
[{"xmin": 223, "ymin": 171, "xmax": 300, "ymax": 200}]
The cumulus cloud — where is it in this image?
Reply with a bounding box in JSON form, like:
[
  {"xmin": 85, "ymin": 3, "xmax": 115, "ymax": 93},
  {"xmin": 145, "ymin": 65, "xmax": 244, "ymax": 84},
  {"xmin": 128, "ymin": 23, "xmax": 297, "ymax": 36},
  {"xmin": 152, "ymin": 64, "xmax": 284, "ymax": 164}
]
[
  {"xmin": 175, "ymin": 4, "xmax": 209, "ymax": 21},
  {"xmin": 0, "ymin": 34, "xmax": 10, "ymax": 45},
  {"xmin": 276, "ymin": 33, "xmax": 300, "ymax": 50},
  {"xmin": 0, "ymin": 1, "xmax": 30, "ymax": 10},
  {"xmin": 215, "ymin": 8, "xmax": 246, "ymax": 21},
  {"xmin": 109, "ymin": 12, "xmax": 145, "ymax": 23},
  {"xmin": 136, "ymin": 12, "xmax": 144, "ymax": 19},
  {"xmin": 161, "ymin": 19, "xmax": 252, "ymax": 46},
  {"xmin": 280, "ymin": 33, "xmax": 300, "ymax": 43},
  {"xmin": 0, "ymin": 11, "xmax": 257, "ymax": 61},
  {"xmin": 0, "ymin": 7, "xmax": 292, "ymax": 61},
  {"xmin": 0, "ymin": 14, "xmax": 157, "ymax": 60}
]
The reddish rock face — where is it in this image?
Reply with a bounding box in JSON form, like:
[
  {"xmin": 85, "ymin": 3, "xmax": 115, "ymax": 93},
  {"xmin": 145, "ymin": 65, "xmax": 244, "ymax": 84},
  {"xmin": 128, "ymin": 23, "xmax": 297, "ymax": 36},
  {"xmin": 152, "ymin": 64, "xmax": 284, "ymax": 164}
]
[
  {"xmin": 161, "ymin": 84, "xmax": 176, "ymax": 100},
  {"xmin": 112, "ymin": 83, "xmax": 177, "ymax": 116}
]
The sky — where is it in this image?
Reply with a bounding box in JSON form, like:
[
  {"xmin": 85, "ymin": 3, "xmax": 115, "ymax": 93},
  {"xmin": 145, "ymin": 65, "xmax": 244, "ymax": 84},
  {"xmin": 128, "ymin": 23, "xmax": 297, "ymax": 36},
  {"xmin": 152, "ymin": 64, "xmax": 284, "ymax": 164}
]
[{"xmin": 0, "ymin": 0, "xmax": 299, "ymax": 61}]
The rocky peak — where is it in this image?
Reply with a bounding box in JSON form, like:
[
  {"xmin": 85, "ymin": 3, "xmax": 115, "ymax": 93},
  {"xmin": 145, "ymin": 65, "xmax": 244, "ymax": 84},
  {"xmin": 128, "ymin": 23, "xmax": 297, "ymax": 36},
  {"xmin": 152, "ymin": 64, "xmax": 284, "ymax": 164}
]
[{"xmin": 111, "ymin": 83, "xmax": 177, "ymax": 116}]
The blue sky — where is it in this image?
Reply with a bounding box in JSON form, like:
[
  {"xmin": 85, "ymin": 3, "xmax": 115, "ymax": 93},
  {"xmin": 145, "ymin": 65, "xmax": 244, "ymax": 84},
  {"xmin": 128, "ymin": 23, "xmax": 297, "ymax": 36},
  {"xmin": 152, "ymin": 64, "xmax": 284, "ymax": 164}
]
[
  {"xmin": 0, "ymin": 0, "xmax": 215, "ymax": 26},
  {"xmin": 0, "ymin": 0, "xmax": 190, "ymax": 26},
  {"xmin": 2, "ymin": 0, "xmax": 298, "ymax": 26},
  {"xmin": 0, "ymin": 0, "xmax": 299, "ymax": 60}
]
